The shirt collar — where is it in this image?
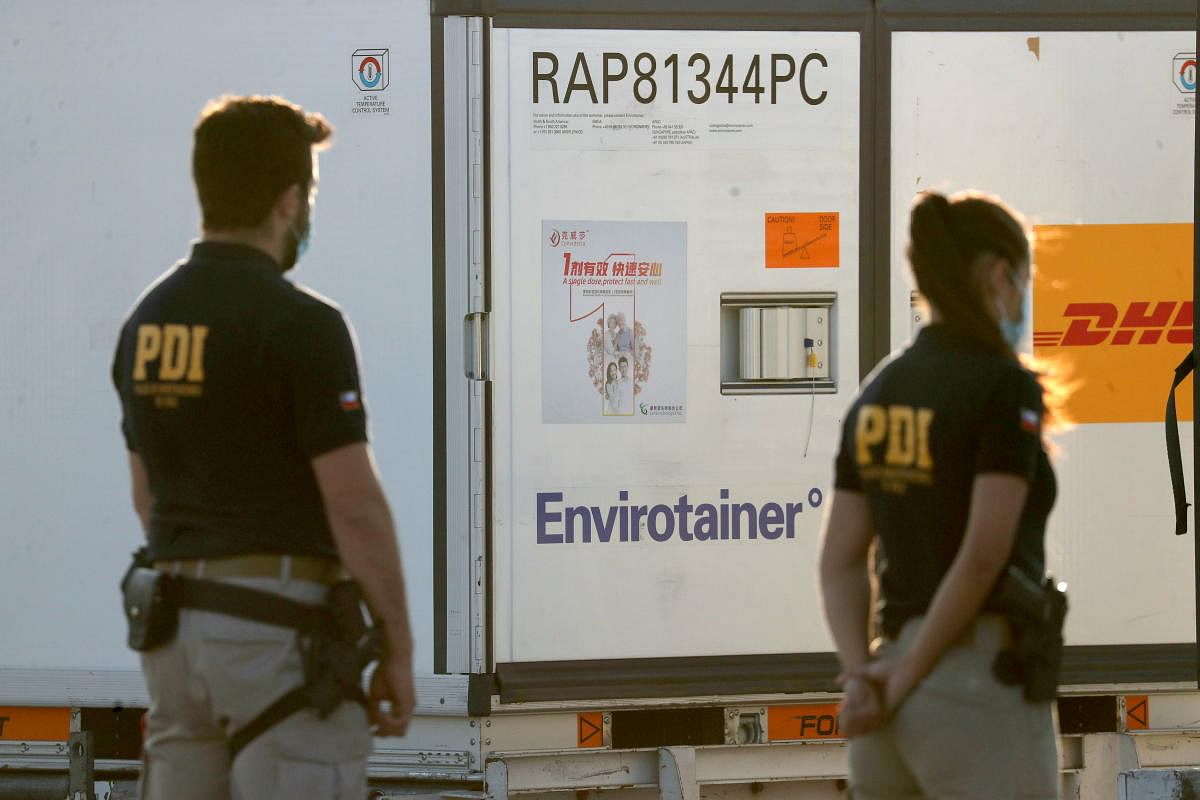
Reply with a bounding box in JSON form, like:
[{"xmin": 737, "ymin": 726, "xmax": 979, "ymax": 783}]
[
  {"xmin": 187, "ymin": 241, "xmax": 281, "ymax": 274},
  {"xmin": 914, "ymin": 321, "xmax": 981, "ymax": 352}
]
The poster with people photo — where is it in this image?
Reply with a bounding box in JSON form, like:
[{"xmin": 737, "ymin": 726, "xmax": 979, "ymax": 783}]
[{"xmin": 541, "ymin": 220, "xmax": 687, "ymax": 424}]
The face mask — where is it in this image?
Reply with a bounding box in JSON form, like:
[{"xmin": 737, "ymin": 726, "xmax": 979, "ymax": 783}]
[
  {"xmin": 997, "ymin": 268, "xmax": 1029, "ymax": 350},
  {"xmin": 281, "ymin": 201, "xmax": 311, "ymax": 271}
]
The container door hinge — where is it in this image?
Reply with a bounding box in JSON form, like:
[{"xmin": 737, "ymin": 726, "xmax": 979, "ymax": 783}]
[{"xmin": 464, "ymin": 311, "xmax": 490, "ymax": 382}]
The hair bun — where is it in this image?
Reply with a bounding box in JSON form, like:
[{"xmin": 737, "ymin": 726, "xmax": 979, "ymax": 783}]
[
  {"xmin": 913, "ymin": 191, "xmax": 956, "ymax": 229},
  {"xmin": 910, "ymin": 191, "xmax": 960, "ymax": 248}
]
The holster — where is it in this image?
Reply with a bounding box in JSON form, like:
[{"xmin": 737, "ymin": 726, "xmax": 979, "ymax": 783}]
[
  {"xmin": 121, "ymin": 557, "xmax": 178, "ymax": 652},
  {"xmin": 298, "ymin": 581, "xmax": 384, "ymax": 717},
  {"xmin": 226, "ymin": 580, "xmax": 384, "ymax": 758},
  {"xmin": 989, "ymin": 566, "xmax": 1068, "ymax": 702},
  {"xmin": 117, "ymin": 548, "xmax": 384, "ymax": 756}
]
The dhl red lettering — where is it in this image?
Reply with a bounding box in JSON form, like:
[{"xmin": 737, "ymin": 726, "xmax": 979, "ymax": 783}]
[
  {"xmin": 1119, "ymin": 301, "xmax": 1176, "ymax": 345},
  {"xmin": 1060, "ymin": 303, "xmax": 1118, "ymax": 346},
  {"xmin": 1047, "ymin": 301, "xmax": 1193, "ymax": 348},
  {"xmin": 1169, "ymin": 302, "xmax": 1194, "ymax": 345}
]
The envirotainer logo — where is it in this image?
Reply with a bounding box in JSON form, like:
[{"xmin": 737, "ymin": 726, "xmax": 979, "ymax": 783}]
[
  {"xmin": 1032, "ymin": 223, "xmax": 1194, "ymax": 424},
  {"xmin": 353, "ymin": 49, "xmax": 389, "ymax": 92}
]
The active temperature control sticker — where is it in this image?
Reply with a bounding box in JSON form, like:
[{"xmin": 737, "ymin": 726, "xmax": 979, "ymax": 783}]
[
  {"xmin": 1173, "ymin": 52, "xmax": 1196, "ymax": 117},
  {"xmin": 351, "ymin": 49, "xmax": 391, "ymax": 117},
  {"xmin": 352, "ymin": 49, "xmax": 389, "ymax": 92},
  {"xmin": 765, "ymin": 212, "xmax": 839, "ymax": 268}
]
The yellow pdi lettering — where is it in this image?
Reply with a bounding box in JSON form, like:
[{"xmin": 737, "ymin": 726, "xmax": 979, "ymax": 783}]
[
  {"xmin": 857, "ymin": 404, "xmax": 934, "ymax": 469},
  {"xmin": 131, "ymin": 324, "xmax": 209, "ymax": 383}
]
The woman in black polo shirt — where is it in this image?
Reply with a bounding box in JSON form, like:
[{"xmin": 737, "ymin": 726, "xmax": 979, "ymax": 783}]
[{"xmin": 819, "ymin": 191, "xmax": 1060, "ymax": 799}]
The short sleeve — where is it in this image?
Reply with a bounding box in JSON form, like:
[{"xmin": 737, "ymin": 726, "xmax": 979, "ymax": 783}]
[
  {"xmin": 111, "ymin": 325, "xmax": 136, "ymax": 452},
  {"xmin": 974, "ymin": 368, "xmax": 1044, "ymax": 478},
  {"xmin": 279, "ymin": 304, "xmax": 369, "ymax": 458},
  {"xmin": 834, "ymin": 407, "xmax": 863, "ymax": 492}
]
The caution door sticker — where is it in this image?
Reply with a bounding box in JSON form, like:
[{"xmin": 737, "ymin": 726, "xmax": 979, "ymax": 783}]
[
  {"xmin": 0, "ymin": 707, "xmax": 71, "ymax": 741},
  {"xmin": 767, "ymin": 703, "xmax": 843, "ymax": 741},
  {"xmin": 577, "ymin": 712, "xmax": 604, "ymax": 748},
  {"xmin": 765, "ymin": 213, "xmax": 839, "ymax": 269}
]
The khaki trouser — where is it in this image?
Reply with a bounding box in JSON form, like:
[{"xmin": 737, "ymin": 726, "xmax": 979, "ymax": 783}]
[
  {"xmin": 138, "ymin": 574, "xmax": 372, "ymax": 800},
  {"xmin": 849, "ymin": 616, "xmax": 1059, "ymax": 800}
]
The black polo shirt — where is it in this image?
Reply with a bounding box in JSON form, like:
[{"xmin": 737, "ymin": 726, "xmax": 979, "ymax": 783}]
[
  {"xmin": 834, "ymin": 323, "xmax": 1056, "ymax": 638},
  {"xmin": 111, "ymin": 241, "xmax": 368, "ymax": 560}
]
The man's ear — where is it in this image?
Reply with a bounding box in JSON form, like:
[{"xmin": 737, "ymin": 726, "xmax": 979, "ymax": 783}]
[{"xmin": 271, "ymin": 183, "xmax": 304, "ymax": 225}]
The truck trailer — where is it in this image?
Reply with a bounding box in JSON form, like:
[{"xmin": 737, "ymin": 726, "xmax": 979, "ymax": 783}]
[{"xmin": 0, "ymin": 1, "xmax": 1196, "ymax": 798}]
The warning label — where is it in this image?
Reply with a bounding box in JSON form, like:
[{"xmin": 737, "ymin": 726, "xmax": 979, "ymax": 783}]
[
  {"xmin": 765, "ymin": 212, "xmax": 839, "ymax": 268},
  {"xmin": 577, "ymin": 712, "xmax": 604, "ymax": 747},
  {"xmin": 1125, "ymin": 695, "xmax": 1149, "ymax": 731}
]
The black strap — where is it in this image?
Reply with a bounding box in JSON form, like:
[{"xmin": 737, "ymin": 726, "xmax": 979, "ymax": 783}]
[
  {"xmin": 228, "ymin": 687, "xmax": 311, "ymax": 758},
  {"xmin": 171, "ymin": 576, "xmax": 328, "ymax": 631},
  {"xmin": 168, "ymin": 576, "xmax": 366, "ymax": 758},
  {"xmin": 1166, "ymin": 350, "xmax": 1195, "ymax": 536}
]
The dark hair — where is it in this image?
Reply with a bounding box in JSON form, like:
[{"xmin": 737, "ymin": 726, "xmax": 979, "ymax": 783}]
[
  {"xmin": 192, "ymin": 95, "xmax": 333, "ymax": 231},
  {"xmin": 909, "ymin": 190, "xmax": 1070, "ymax": 432},
  {"xmin": 907, "ymin": 190, "xmax": 1029, "ymax": 358}
]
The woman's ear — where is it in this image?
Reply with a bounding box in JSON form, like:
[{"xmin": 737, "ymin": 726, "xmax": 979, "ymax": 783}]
[{"xmin": 982, "ymin": 255, "xmax": 1012, "ymax": 297}]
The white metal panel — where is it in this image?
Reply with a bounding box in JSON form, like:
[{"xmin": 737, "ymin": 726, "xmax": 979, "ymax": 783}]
[
  {"xmin": 890, "ymin": 31, "xmax": 1196, "ymax": 646},
  {"xmin": 739, "ymin": 309, "xmax": 764, "ymax": 380},
  {"xmin": 491, "ymin": 29, "xmax": 860, "ymax": 662},
  {"xmin": 0, "ymin": 0, "xmax": 435, "ymax": 676},
  {"xmin": 805, "ymin": 307, "xmax": 830, "ymax": 380},
  {"xmin": 442, "ymin": 15, "xmax": 490, "ymax": 677}
]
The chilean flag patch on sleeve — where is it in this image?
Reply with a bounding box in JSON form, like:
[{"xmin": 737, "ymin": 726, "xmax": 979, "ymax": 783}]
[
  {"xmin": 1019, "ymin": 408, "xmax": 1040, "ymax": 434},
  {"xmin": 340, "ymin": 390, "xmax": 362, "ymax": 412}
]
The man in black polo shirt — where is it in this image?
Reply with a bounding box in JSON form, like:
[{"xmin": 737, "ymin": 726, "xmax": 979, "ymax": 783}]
[{"xmin": 112, "ymin": 95, "xmax": 414, "ymax": 799}]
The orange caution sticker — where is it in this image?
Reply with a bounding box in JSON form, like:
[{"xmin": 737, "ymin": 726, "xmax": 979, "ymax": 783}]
[
  {"xmin": 577, "ymin": 712, "xmax": 604, "ymax": 748},
  {"xmin": 767, "ymin": 704, "xmax": 843, "ymax": 741},
  {"xmin": 1032, "ymin": 223, "xmax": 1193, "ymax": 424},
  {"xmin": 1125, "ymin": 695, "xmax": 1149, "ymax": 731},
  {"xmin": 0, "ymin": 707, "xmax": 71, "ymax": 741},
  {"xmin": 765, "ymin": 213, "xmax": 839, "ymax": 269}
]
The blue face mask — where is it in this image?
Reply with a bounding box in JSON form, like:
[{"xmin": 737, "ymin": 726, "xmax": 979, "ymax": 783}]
[
  {"xmin": 282, "ymin": 203, "xmax": 312, "ymax": 271},
  {"xmin": 998, "ymin": 269, "xmax": 1030, "ymax": 350},
  {"xmin": 294, "ymin": 222, "xmax": 311, "ymax": 259}
]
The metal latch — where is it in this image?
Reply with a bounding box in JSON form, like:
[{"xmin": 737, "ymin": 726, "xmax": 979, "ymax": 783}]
[
  {"xmin": 68, "ymin": 731, "xmax": 96, "ymax": 800},
  {"xmin": 464, "ymin": 312, "xmax": 490, "ymax": 382}
]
